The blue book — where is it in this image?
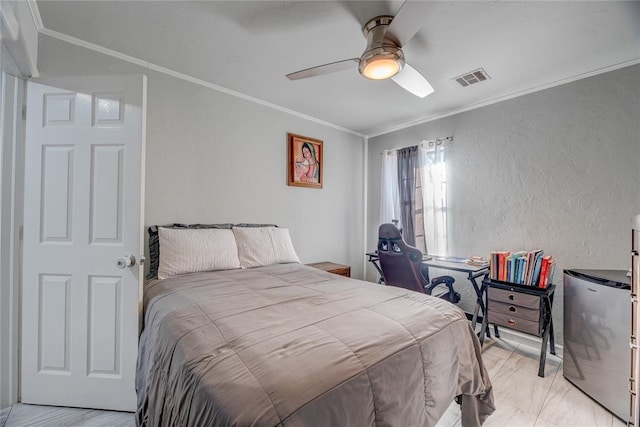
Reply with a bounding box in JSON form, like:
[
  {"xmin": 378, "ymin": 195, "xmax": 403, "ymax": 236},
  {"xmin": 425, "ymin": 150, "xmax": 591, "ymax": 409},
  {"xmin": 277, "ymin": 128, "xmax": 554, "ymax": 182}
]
[
  {"xmin": 525, "ymin": 249, "xmax": 543, "ymax": 285},
  {"xmin": 510, "ymin": 255, "xmax": 518, "ymax": 283},
  {"xmin": 508, "ymin": 252, "xmax": 523, "ymax": 284},
  {"xmin": 532, "ymin": 254, "xmax": 544, "ymax": 286},
  {"xmin": 507, "ymin": 255, "xmax": 515, "ymax": 282},
  {"xmin": 518, "ymin": 257, "xmax": 527, "ymax": 284}
]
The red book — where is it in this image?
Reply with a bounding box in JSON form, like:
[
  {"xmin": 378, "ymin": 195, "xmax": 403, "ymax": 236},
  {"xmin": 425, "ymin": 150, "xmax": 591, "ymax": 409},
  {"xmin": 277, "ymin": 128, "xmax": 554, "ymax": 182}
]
[
  {"xmin": 498, "ymin": 252, "xmax": 510, "ymax": 281},
  {"xmin": 545, "ymin": 261, "xmax": 556, "ymax": 288},
  {"xmin": 539, "ymin": 256, "xmax": 553, "ymax": 288}
]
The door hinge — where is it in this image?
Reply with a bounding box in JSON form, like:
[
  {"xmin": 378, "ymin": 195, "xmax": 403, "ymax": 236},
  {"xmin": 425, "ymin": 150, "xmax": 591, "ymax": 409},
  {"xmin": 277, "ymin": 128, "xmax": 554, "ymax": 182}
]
[
  {"xmin": 21, "ymin": 106, "xmax": 26, "ymax": 121},
  {"xmin": 19, "ymin": 225, "xmax": 23, "ymax": 241}
]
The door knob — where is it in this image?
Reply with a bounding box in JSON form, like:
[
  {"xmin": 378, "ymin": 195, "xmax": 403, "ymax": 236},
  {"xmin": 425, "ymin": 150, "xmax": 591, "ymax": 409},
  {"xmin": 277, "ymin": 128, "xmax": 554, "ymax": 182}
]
[{"xmin": 116, "ymin": 255, "xmax": 136, "ymax": 269}]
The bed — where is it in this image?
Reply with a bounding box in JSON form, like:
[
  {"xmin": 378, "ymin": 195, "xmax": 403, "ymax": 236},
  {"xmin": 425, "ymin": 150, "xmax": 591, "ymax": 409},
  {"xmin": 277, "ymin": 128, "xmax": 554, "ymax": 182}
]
[{"xmin": 135, "ymin": 225, "xmax": 494, "ymax": 426}]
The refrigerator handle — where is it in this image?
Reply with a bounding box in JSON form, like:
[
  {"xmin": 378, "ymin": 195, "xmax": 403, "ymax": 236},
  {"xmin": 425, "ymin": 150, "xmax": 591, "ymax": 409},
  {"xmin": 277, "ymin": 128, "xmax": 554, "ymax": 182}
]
[{"xmin": 630, "ymin": 217, "xmax": 640, "ymax": 427}]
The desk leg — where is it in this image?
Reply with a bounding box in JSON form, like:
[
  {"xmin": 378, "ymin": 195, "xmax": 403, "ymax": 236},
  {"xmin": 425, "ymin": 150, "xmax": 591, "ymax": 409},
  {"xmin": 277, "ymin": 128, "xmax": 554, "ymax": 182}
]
[
  {"xmin": 479, "ymin": 310, "xmax": 488, "ymax": 345},
  {"xmin": 469, "ymin": 273, "xmax": 491, "ymax": 339},
  {"xmin": 471, "ymin": 301, "xmax": 480, "ymax": 331},
  {"xmin": 493, "ymin": 324, "xmax": 500, "ymax": 339},
  {"xmin": 539, "ymin": 296, "xmax": 555, "ymax": 377},
  {"xmin": 539, "ymin": 325, "xmax": 550, "ymax": 378},
  {"xmin": 547, "ymin": 294, "xmax": 556, "ymax": 355},
  {"xmin": 538, "ymin": 320, "xmax": 555, "ymax": 378},
  {"xmin": 549, "ymin": 319, "xmax": 556, "ymax": 355},
  {"xmin": 367, "ymin": 258, "xmax": 385, "ymax": 284}
]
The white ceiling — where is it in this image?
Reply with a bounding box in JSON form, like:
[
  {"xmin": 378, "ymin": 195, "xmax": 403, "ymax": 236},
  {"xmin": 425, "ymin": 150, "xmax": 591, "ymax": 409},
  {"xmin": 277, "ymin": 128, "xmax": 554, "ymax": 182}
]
[{"xmin": 36, "ymin": 1, "xmax": 640, "ymax": 136}]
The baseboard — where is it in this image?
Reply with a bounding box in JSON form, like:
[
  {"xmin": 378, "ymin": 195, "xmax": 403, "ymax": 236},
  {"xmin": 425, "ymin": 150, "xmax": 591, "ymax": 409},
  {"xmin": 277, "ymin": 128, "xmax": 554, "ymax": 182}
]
[
  {"xmin": 1, "ymin": 406, "xmax": 12, "ymax": 427},
  {"xmin": 491, "ymin": 327, "xmax": 564, "ymax": 358},
  {"xmin": 466, "ymin": 313, "xmax": 564, "ymax": 357}
]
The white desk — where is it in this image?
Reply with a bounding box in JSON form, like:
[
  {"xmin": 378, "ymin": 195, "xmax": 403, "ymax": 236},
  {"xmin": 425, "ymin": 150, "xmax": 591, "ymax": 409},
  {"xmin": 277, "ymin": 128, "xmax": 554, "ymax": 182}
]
[
  {"xmin": 367, "ymin": 253, "xmax": 494, "ymax": 339},
  {"xmin": 423, "ymin": 258, "xmax": 490, "ymax": 337}
]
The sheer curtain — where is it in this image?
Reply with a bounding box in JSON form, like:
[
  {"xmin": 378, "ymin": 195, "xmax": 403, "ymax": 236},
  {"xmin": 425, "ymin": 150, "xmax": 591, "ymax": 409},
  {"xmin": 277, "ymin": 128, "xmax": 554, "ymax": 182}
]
[
  {"xmin": 418, "ymin": 141, "xmax": 448, "ymax": 256},
  {"xmin": 379, "ymin": 150, "xmax": 401, "ymax": 229}
]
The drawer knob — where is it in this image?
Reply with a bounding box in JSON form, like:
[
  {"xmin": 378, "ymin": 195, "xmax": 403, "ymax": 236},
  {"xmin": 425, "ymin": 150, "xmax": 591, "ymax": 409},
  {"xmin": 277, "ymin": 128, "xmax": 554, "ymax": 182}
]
[
  {"xmin": 508, "ymin": 319, "xmax": 517, "ymax": 326},
  {"xmin": 509, "ymin": 306, "xmax": 516, "ymax": 312},
  {"xmin": 508, "ymin": 294, "xmax": 515, "ymax": 300}
]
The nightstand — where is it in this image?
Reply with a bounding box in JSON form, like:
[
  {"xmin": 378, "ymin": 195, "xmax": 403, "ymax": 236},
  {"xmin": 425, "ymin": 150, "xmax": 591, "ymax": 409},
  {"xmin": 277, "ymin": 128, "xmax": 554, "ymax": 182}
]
[{"xmin": 306, "ymin": 262, "xmax": 351, "ymax": 277}]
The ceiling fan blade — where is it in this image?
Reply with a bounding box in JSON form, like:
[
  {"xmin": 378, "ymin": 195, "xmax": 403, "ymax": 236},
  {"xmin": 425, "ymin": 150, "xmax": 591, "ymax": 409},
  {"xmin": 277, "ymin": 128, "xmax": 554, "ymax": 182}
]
[
  {"xmin": 391, "ymin": 64, "xmax": 434, "ymax": 98},
  {"xmin": 385, "ymin": 1, "xmax": 431, "ymax": 47},
  {"xmin": 286, "ymin": 59, "xmax": 359, "ymax": 80}
]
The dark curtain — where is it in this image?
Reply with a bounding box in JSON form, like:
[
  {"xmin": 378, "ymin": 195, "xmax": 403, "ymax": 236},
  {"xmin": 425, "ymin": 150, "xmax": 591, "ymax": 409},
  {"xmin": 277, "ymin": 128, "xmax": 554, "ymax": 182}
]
[{"xmin": 397, "ymin": 146, "xmax": 418, "ymax": 246}]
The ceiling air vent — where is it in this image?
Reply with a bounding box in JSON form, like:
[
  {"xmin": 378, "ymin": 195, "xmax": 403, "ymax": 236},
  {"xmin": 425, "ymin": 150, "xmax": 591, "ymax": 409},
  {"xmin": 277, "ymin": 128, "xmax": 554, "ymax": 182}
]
[{"xmin": 454, "ymin": 68, "xmax": 491, "ymax": 87}]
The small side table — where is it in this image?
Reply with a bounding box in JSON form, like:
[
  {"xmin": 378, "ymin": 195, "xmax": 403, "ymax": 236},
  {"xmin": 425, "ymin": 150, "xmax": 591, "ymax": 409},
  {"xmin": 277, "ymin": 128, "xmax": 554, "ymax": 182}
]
[
  {"xmin": 306, "ymin": 262, "xmax": 351, "ymax": 277},
  {"xmin": 480, "ymin": 279, "xmax": 556, "ymax": 377}
]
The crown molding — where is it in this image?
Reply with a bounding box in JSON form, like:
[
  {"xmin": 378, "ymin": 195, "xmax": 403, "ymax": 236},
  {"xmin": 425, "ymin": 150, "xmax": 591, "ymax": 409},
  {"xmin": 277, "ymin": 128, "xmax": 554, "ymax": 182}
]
[
  {"xmin": 37, "ymin": 26, "xmax": 365, "ymax": 138},
  {"xmin": 0, "ymin": 1, "xmax": 19, "ymax": 40},
  {"xmin": 2, "ymin": 0, "xmax": 39, "ymax": 77},
  {"xmin": 26, "ymin": 0, "xmax": 43, "ymax": 32},
  {"xmin": 27, "ymin": 0, "xmax": 366, "ymax": 137},
  {"xmin": 367, "ymin": 57, "xmax": 640, "ymax": 138},
  {"xmin": 26, "ymin": 2, "xmax": 639, "ymax": 140}
]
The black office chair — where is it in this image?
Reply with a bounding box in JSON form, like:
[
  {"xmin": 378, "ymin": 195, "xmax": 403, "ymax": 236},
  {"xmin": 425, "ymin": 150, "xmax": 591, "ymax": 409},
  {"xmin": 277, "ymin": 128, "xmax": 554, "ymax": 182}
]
[{"xmin": 377, "ymin": 223, "xmax": 460, "ymax": 303}]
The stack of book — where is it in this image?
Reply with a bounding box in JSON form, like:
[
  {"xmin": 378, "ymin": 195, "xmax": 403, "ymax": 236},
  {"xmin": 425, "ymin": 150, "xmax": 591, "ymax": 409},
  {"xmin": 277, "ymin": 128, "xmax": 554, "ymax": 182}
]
[{"xmin": 489, "ymin": 250, "xmax": 555, "ymax": 288}]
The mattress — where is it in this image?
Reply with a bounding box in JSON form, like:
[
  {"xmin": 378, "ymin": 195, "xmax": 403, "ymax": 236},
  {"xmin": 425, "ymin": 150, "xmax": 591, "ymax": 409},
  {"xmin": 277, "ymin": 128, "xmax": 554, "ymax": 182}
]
[{"xmin": 136, "ymin": 263, "xmax": 494, "ymax": 426}]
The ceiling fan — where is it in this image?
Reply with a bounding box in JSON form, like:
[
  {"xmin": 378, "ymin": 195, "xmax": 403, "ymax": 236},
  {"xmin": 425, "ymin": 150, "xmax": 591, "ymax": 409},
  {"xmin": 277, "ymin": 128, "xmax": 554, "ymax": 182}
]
[{"xmin": 286, "ymin": 1, "xmax": 434, "ymax": 98}]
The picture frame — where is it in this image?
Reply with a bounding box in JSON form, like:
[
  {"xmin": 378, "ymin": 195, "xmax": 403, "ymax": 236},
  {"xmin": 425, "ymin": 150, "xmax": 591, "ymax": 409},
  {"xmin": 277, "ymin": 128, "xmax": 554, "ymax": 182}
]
[{"xmin": 287, "ymin": 133, "xmax": 323, "ymax": 189}]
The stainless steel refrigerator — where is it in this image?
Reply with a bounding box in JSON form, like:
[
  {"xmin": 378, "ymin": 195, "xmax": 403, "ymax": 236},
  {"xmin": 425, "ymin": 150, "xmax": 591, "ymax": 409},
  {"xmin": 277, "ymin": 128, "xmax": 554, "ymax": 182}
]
[
  {"xmin": 563, "ymin": 268, "xmax": 630, "ymax": 422},
  {"xmin": 632, "ymin": 215, "xmax": 640, "ymax": 426}
]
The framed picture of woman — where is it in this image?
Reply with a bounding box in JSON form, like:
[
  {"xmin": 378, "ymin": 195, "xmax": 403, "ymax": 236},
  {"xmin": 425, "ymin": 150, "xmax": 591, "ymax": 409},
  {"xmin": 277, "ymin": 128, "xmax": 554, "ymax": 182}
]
[{"xmin": 287, "ymin": 133, "xmax": 323, "ymax": 189}]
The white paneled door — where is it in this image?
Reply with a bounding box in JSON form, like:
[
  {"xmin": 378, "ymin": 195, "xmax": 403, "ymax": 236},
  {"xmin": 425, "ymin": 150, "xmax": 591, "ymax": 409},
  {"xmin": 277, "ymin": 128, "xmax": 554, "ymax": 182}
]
[{"xmin": 22, "ymin": 75, "xmax": 146, "ymax": 411}]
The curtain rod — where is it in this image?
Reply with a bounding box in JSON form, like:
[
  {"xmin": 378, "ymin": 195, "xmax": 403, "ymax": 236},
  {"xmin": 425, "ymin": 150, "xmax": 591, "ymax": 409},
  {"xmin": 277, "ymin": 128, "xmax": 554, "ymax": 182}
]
[{"xmin": 380, "ymin": 136, "xmax": 453, "ymax": 155}]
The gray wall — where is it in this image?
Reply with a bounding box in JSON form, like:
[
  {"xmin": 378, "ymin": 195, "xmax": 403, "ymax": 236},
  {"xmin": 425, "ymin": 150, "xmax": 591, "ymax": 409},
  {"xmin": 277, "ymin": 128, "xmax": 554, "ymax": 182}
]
[
  {"xmin": 37, "ymin": 35, "xmax": 366, "ymax": 277},
  {"xmin": 33, "ymin": 35, "xmax": 640, "ymax": 346},
  {"xmin": 367, "ymin": 64, "xmax": 640, "ymax": 342}
]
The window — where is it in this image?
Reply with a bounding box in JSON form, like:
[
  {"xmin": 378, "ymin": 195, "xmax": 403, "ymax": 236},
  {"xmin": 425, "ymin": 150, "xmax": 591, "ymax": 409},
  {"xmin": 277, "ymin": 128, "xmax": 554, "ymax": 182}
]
[
  {"xmin": 417, "ymin": 144, "xmax": 448, "ymax": 256},
  {"xmin": 380, "ymin": 140, "xmax": 449, "ymax": 256},
  {"xmin": 414, "ymin": 170, "xmax": 426, "ymax": 253}
]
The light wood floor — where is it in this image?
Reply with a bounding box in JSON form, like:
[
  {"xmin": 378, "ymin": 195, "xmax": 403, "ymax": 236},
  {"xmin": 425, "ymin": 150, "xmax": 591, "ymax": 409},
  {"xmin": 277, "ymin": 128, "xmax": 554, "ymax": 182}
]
[
  {"xmin": 437, "ymin": 339, "xmax": 626, "ymax": 427},
  {"xmin": 2, "ymin": 339, "xmax": 626, "ymax": 427},
  {"xmin": 1, "ymin": 404, "xmax": 133, "ymax": 427}
]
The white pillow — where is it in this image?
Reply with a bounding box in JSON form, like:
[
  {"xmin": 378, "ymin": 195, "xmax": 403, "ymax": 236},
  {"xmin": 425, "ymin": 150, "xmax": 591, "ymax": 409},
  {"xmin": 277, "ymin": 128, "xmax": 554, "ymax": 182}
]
[
  {"xmin": 233, "ymin": 227, "xmax": 300, "ymax": 268},
  {"xmin": 157, "ymin": 227, "xmax": 241, "ymax": 279}
]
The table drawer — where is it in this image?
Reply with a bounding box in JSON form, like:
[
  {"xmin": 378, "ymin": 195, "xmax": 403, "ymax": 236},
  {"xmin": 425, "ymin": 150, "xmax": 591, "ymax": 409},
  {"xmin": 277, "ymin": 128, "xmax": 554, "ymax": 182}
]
[
  {"xmin": 488, "ymin": 311, "xmax": 541, "ymax": 336},
  {"xmin": 329, "ymin": 266, "xmax": 351, "ymax": 277},
  {"xmin": 489, "ymin": 300, "xmax": 540, "ymax": 322},
  {"xmin": 488, "ymin": 287, "xmax": 539, "ymax": 309},
  {"xmin": 306, "ymin": 262, "xmax": 351, "ymax": 278}
]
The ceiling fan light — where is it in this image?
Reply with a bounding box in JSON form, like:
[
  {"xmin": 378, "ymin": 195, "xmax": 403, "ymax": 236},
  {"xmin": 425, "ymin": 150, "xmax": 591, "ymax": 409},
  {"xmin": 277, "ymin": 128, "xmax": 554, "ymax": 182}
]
[
  {"xmin": 359, "ymin": 47, "xmax": 405, "ymax": 80},
  {"xmin": 362, "ymin": 58, "xmax": 401, "ymax": 80}
]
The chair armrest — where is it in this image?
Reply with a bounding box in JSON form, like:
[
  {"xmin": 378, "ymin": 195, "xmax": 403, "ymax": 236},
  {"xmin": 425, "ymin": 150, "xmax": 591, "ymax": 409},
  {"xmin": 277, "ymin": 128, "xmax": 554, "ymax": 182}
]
[
  {"xmin": 425, "ymin": 275, "xmax": 460, "ymax": 304},
  {"xmin": 430, "ymin": 275, "xmax": 455, "ymax": 286}
]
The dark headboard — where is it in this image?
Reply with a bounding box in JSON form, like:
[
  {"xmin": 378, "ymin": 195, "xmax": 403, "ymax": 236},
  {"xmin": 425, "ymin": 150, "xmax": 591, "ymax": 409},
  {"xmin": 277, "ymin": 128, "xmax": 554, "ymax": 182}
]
[{"xmin": 147, "ymin": 223, "xmax": 277, "ymax": 279}]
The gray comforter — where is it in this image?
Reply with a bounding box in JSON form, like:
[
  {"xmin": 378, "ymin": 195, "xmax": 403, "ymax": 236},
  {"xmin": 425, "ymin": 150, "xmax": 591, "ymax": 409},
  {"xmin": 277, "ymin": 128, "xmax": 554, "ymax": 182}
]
[{"xmin": 136, "ymin": 264, "xmax": 494, "ymax": 426}]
